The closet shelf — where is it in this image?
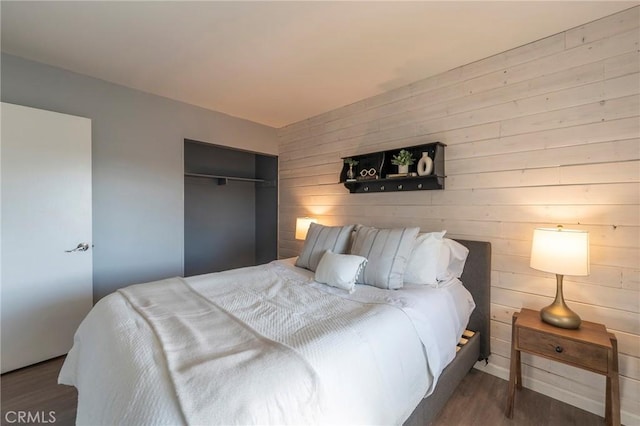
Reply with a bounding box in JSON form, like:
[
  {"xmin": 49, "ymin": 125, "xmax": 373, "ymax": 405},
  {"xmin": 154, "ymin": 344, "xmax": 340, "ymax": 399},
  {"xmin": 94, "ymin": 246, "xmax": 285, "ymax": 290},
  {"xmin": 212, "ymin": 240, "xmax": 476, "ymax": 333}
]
[
  {"xmin": 185, "ymin": 172, "xmax": 264, "ymax": 183},
  {"xmin": 185, "ymin": 172, "xmax": 275, "ymax": 187}
]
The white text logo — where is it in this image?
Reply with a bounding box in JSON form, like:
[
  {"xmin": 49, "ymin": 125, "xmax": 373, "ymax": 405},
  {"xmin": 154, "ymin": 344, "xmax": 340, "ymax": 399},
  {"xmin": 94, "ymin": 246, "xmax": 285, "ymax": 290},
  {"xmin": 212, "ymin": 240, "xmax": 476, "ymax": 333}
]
[{"xmin": 4, "ymin": 411, "xmax": 56, "ymax": 423}]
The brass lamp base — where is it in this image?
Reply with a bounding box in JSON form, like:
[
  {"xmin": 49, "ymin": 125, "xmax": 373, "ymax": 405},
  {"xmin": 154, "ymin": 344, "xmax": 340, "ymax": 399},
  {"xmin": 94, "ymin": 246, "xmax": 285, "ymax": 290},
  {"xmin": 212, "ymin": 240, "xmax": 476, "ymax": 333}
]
[{"xmin": 540, "ymin": 274, "xmax": 581, "ymax": 329}]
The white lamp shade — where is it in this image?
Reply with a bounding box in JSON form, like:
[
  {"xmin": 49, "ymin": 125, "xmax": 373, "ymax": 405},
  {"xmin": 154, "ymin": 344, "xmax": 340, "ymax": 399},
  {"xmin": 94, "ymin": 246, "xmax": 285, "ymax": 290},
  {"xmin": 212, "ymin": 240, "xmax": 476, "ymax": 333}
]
[
  {"xmin": 295, "ymin": 217, "xmax": 318, "ymax": 240},
  {"xmin": 530, "ymin": 227, "xmax": 590, "ymax": 276}
]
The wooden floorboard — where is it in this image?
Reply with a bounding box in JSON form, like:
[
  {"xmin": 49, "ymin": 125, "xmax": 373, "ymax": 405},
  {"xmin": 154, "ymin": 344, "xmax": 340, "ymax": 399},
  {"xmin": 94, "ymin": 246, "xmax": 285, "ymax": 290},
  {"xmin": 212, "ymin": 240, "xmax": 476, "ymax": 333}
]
[{"xmin": 1, "ymin": 357, "xmax": 607, "ymax": 425}]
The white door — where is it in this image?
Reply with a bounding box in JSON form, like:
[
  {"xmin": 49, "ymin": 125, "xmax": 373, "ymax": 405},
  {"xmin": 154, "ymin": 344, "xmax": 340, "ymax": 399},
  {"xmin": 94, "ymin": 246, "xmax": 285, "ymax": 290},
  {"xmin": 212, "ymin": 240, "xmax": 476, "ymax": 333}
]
[{"xmin": 1, "ymin": 102, "xmax": 93, "ymax": 373}]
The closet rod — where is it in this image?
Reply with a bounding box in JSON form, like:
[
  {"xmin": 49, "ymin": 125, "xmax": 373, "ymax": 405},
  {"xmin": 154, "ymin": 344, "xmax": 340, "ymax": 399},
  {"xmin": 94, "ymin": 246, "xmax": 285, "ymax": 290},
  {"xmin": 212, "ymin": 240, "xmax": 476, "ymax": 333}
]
[{"xmin": 184, "ymin": 172, "xmax": 266, "ymax": 183}]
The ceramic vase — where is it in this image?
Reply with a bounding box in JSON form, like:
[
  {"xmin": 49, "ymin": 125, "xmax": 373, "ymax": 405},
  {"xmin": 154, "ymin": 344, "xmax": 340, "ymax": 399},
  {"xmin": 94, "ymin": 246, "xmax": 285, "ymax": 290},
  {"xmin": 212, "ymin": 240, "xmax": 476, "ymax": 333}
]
[{"xmin": 417, "ymin": 152, "xmax": 433, "ymax": 176}]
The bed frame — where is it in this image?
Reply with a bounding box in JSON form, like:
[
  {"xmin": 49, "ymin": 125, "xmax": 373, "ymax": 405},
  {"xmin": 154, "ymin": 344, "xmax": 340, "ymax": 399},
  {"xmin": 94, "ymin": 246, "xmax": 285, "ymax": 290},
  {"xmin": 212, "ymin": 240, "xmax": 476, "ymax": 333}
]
[{"xmin": 404, "ymin": 239, "xmax": 491, "ymax": 426}]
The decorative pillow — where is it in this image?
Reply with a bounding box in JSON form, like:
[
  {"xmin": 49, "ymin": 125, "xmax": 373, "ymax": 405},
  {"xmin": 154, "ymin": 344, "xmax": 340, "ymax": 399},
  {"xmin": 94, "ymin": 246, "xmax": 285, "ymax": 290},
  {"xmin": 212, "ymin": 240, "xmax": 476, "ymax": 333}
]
[
  {"xmin": 350, "ymin": 225, "xmax": 420, "ymax": 290},
  {"xmin": 295, "ymin": 223, "xmax": 355, "ymax": 272},
  {"xmin": 314, "ymin": 250, "xmax": 368, "ymax": 293},
  {"xmin": 437, "ymin": 238, "xmax": 470, "ymax": 281},
  {"xmin": 404, "ymin": 230, "xmax": 447, "ymax": 286}
]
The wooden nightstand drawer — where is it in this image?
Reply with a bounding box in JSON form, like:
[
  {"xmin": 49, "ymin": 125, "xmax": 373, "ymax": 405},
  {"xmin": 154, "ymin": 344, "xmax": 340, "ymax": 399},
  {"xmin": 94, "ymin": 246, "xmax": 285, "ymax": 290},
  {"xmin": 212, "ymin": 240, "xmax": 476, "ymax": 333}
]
[{"xmin": 519, "ymin": 327, "xmax": 608, "ymax": 373}]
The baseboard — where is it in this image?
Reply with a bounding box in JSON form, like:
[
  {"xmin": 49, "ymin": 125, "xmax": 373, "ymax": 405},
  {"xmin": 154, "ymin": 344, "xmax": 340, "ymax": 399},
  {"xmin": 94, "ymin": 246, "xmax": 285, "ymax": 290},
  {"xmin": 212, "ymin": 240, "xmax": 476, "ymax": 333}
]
[{"xmin": 474, "ymin": 361, "xmax": 639, "ymax": 426}]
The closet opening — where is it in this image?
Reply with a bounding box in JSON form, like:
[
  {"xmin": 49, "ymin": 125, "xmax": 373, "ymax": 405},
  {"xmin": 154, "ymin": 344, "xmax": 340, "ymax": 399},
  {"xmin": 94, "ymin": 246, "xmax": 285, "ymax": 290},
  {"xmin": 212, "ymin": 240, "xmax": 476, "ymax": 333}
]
[{"xmin": 184, "ymin": 139, "xmax": 277, "ymax": 276}]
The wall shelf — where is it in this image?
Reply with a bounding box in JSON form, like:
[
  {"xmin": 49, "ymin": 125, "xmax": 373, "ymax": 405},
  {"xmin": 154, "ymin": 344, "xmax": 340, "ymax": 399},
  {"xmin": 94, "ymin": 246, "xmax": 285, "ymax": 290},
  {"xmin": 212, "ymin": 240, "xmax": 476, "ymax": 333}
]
[{"xmin": 340, "ymin": 142, "xmax": 446, "ymax": 193}]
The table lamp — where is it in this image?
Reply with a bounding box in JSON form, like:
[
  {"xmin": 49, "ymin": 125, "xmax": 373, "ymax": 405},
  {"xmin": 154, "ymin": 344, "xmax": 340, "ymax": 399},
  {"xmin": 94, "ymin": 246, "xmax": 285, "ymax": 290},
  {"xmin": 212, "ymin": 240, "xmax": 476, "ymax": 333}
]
[
  {"xmin": 295, "ymin": 217, "xmax": 317, "ymax": 240},
  {"xmin": 530, "ymin": 225, "xmax": 590, "ymax": 329}
]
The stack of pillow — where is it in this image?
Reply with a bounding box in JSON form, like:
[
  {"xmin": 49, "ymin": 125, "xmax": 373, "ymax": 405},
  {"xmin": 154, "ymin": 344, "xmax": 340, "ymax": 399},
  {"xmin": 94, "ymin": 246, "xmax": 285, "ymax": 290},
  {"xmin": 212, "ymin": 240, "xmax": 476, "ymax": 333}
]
[{"xmin": 295, "ymin": 223, "xmax": 469, "ymax": 293}]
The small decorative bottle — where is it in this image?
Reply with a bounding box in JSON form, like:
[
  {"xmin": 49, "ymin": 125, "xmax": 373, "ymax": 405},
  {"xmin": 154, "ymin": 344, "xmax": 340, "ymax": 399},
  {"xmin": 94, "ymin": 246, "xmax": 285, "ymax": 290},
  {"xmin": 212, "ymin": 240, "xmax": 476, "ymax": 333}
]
[
  {"xmin": 347, "ymin": 164, "xmax": 356, "ymax": 180},
  {"xmin": 345, "ymin": 158, "xmax": 358, "ymax": 181},
  {"xmin": 417, "ymin": 152, "xmax": 433, "ymax": 176}
]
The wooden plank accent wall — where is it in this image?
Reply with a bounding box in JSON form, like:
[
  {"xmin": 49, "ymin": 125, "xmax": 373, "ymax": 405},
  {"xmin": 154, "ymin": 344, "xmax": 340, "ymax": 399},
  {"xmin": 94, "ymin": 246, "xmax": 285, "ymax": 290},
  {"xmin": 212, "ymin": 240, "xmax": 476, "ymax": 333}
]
[{"xmin": 277, "ymin": 7, "xmax": 640, "ymax": 424}]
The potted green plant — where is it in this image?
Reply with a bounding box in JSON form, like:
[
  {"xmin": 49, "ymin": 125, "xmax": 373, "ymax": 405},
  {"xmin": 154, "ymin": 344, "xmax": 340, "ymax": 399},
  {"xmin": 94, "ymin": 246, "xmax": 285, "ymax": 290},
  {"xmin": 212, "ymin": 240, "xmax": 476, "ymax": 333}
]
[
  {"xmin": 391, "ymin": 149, "xmax": 415, "ymax": 174},
  {"xmin": 344, "ymin": 158, "xmax": 359, "ymax": 180}
]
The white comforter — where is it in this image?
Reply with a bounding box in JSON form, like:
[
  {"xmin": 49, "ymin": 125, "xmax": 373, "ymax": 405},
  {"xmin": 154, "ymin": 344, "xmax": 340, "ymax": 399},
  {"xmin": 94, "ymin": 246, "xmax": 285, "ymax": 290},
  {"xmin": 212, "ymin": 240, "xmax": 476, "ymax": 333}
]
[{"xmin": 59, "ymin": 259, "xmax": 474, "ymax": 425}]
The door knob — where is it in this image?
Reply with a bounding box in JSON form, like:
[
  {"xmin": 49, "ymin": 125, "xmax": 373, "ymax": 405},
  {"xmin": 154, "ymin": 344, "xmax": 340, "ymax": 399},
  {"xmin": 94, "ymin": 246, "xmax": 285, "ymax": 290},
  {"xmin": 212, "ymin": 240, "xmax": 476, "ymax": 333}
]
[{"xmin": 65, "ymin": 243, "xmax": 90, "ymax": 253}]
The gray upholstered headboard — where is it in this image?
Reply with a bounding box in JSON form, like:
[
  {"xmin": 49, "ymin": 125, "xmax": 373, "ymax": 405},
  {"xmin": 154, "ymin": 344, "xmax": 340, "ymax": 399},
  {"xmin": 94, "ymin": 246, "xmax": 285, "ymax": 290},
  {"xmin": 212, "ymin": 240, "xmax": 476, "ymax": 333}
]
[{"xmin": 454, "ymin": 239, "xmax": 491, "ymax": 361}]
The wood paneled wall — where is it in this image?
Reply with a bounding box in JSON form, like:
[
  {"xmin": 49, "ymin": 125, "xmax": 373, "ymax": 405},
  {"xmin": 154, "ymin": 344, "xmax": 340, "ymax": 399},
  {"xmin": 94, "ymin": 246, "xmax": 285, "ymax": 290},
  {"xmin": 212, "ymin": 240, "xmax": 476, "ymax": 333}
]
[{"xmin": 277, "ymin": 7, "xmax": 639, "ymax": 423}]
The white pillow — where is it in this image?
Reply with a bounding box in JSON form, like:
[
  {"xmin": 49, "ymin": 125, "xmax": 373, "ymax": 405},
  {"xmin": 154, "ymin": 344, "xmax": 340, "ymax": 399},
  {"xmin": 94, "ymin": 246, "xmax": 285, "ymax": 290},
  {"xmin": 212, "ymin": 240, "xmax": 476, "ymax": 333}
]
[
  {"xmin": 404, "ymin": 230, "xmax": 447, "ymax": 286},
  {"xmin": 437, "ymin": 238, "xmax": 470, "ymax": 281},
  {"xmin": 315, "ymin": 250, "xmax": 368, "ymax": 293}
]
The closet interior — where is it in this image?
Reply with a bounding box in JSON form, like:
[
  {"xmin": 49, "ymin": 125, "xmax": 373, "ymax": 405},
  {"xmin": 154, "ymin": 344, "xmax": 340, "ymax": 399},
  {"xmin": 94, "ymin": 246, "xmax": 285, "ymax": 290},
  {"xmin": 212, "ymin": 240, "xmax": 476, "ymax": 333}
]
[{"xmin": 184, "ymin": 139, "xmax": 277, "ymax": 276}]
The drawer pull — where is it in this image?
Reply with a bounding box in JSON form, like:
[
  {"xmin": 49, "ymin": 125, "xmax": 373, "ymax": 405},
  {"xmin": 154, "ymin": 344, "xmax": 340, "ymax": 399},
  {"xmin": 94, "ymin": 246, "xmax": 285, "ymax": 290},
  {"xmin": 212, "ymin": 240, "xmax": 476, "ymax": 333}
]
[{"xmin": 555, "ymin": 346, "xmax": 564, "ymax": 353}]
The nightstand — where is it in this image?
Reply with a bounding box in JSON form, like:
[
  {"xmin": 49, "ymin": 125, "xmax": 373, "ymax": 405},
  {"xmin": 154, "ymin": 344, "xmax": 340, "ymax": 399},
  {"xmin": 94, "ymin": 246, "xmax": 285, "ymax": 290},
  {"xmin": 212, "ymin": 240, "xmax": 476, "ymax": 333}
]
[{"xmin": 505, "ymin": 308, "xmax": 620, "ymax": 426}]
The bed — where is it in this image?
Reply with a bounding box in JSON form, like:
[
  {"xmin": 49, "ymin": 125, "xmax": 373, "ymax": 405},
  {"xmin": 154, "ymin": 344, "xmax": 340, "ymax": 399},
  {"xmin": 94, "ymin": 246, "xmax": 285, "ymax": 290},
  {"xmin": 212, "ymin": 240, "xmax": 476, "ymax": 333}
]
[{"xmin": 59, "ymin": 225, "xmax": 491, "ymax": 425}]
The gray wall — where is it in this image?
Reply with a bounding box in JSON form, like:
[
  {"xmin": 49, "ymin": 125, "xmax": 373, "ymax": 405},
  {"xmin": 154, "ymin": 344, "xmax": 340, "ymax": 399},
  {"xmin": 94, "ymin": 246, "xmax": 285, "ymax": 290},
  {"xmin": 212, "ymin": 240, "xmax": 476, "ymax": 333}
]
[
  {"xmin": 255, "ymin": 155, "xmax": 278, "ymax": 264},
  {"xmin": 1, "ymin": 53, "xmax": 278, "ymax": 301}
]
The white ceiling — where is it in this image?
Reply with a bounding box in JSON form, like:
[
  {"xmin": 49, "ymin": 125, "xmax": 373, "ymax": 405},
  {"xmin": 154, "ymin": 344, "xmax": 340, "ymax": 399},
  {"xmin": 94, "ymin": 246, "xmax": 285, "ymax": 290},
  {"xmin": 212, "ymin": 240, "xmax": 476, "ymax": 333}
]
[{"xmin": 1, "ymin": 1, "xmax": 636, "ymax": 128}]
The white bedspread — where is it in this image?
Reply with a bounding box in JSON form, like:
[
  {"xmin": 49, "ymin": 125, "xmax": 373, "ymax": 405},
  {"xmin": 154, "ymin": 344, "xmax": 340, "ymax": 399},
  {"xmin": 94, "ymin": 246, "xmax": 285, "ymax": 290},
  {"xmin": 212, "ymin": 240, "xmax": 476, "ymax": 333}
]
[{"xmin": 59, "ymin": 259, "xmax": 474, "ymax": 425}]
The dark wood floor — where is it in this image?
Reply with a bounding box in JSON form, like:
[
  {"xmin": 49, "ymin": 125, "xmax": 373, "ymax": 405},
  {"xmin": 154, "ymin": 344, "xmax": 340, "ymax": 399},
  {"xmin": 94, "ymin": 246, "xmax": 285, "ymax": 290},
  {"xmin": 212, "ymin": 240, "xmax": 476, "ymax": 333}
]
[
  {"xmin": 1, "ymin": 357, "xmax": 76, "ymax": 426},
  {"xmin": 1, "ymin": 357, "xmax": 607, "ymax": 426},
  {"xmin": 431, "ymin": 368, "xmax": 605, "ymax": 426}
]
